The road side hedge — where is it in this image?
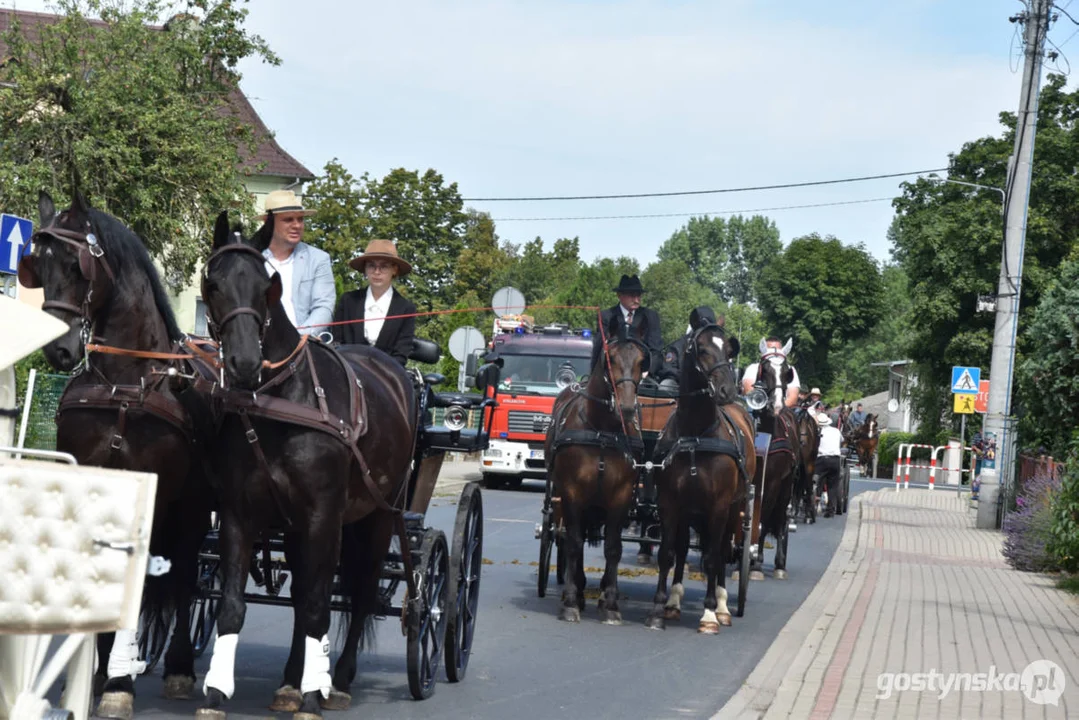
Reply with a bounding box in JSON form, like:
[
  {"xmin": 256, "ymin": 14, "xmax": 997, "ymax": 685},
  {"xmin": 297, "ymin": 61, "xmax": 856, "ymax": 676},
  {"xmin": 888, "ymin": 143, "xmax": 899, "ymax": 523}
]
[{"xmin": 877, "ymin": 432, "xmax": 915, "ymax": 468}]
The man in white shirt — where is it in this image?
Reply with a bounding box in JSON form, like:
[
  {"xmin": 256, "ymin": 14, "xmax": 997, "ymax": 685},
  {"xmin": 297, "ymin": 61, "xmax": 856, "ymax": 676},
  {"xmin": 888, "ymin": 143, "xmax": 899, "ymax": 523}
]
[
  {"xmin": 815, "ymin": 413, "xmax": 844, "ymax": 517},
  {"xmin": 258, "ymin": 189, "xmax": 335, "ymax": 336},
  {"xmin": 740, "ymin": 336, "xmax": 801, "ymax": 408}
]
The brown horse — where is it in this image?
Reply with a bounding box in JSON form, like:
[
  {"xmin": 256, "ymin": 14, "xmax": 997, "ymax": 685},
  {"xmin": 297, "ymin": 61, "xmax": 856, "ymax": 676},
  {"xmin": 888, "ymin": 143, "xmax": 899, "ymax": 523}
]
[
  {"xmin": 853, "ymin": 414, "xmax": 880, "ymax": 475},
  {"xmin": 742, "ymin": 356, "xmax": 802, "ymax": 581},
  {"xmin": 544, "ymin": 319, "xmax": 650, "ymax": 624},
  {"xmin": 794, "ymin": 409, "xmax": 821, "ymax": 524},
  {"xmin": 199, "ymin": 213, "xmax": 417, "ymax": 718},
  {"xmin": 647, "ymin": 323, "xmax": 754, "ymax": 633},
  {"xmin": 17, "ymin": 191, "xmax": 214, "ymax": 719}
]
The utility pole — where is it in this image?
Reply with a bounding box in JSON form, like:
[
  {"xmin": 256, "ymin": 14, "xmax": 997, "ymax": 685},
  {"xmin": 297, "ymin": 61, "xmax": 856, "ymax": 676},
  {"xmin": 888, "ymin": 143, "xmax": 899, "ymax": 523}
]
[{"xmin": 976, "ymin": 0, "xmax": 1051, "ymax": 529}]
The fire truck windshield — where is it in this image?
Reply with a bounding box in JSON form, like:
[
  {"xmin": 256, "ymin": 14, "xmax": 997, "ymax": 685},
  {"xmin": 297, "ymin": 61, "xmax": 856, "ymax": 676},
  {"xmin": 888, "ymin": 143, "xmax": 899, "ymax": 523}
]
[{"xmin": 497, "ymin": 354, "xmax": 591, "ymax": 396}]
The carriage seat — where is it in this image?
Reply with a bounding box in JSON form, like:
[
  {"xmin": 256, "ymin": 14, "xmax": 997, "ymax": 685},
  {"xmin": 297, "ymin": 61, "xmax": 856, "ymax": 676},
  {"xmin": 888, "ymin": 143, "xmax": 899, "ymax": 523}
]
[
  {"xmin": 423, "ymin": 373, "xmax": 446, "ymax": 386},
  {"xmin": 638, "ymin": 376, "xmax": 680, "ymax": 399},
  {"xmin": 409, "ymin": 338, "xmax": 441, "ymax": 365}
]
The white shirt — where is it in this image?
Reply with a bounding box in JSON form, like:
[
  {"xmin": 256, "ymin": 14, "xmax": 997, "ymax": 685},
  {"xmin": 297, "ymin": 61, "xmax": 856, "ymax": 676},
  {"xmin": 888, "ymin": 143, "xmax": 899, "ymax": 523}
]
[
  {"xmin": 621, "ymin": 304, "xmax": 635, "ymax": 323},
  {"xmin": 818, "ymin": 426, "xmax": 843, "ymax": 457},
  {"xmin": 364, "ymin": 286, "xmax": 394, "ymax": 345},
  {"xmin": 264, "ymin": 251, "xmax": 296, "ymax": 326}
]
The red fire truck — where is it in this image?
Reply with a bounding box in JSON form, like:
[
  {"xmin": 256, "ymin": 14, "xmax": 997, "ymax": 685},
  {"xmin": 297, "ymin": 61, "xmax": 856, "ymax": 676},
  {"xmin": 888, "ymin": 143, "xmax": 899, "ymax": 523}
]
[{"xmin": 478, "ymin": 315, "xmax": 594, "ymax": 489}]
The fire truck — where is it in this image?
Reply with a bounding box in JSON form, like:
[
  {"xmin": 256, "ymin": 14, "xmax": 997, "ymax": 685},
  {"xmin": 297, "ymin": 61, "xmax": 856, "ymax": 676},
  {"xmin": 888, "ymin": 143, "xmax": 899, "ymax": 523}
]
[{"xmin": 478, "ymin": 314, "xmax": 594, "ymax": 489}]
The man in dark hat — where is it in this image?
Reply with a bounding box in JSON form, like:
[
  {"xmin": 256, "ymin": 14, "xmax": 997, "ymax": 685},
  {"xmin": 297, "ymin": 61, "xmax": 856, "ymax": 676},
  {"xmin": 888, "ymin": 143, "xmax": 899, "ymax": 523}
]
[
  {"xmin": 591, "ymin": 274, "xmax": 663, "ymax": 371},
  {"xmin": 657, "ymin": 306, "xmax": 725, "ymax": 388}
]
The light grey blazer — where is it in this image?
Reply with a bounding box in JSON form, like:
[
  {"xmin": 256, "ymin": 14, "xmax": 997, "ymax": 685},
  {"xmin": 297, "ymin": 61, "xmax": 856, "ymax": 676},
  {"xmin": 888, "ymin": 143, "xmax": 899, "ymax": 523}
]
[{"xmin": 263, "ymin": 243, "xmax": 335, "ymax": 336}]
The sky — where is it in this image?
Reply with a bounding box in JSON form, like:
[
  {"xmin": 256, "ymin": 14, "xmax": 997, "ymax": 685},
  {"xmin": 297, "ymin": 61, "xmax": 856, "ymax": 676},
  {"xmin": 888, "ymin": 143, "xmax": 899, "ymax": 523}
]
[{"xmin": 5, "ymin": 0, "xmax": 1071, "ymax": 267}]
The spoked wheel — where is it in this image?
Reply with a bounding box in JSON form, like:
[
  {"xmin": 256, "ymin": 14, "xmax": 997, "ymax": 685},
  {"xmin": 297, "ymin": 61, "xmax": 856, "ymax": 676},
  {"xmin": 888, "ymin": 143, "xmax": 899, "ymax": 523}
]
[
  {"xmin": 537, "ymin": 478, "xmax": 555, "ymax": 598},
  {"xmin": 137, "ymin": 602, "xmax": 171, "ymax": 673},
  {"xmin": 555, "ymin": 536, "xmax": 565, "ymax": 585},
  {"xmin": 839, "ymin": 463, "xmax": 851, "ymax": 515},
  {"xmin": 407, "ymin": 529, "xmax": 449, "ymax": 700},
  {"xmin": 446, "ymin": 482, "xmax": 483, "ymax": 682},
  {"xmin": 190, "ymin": 560, "xmax": 219, "ymax": 658},
  {"xmin": 737, "ymin": 484, "xmax": 755, "ymax": 618}
]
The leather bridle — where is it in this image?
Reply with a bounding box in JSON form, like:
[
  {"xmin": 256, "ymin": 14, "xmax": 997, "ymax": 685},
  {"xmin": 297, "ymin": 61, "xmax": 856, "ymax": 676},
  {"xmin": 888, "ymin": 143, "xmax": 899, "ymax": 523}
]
[
  {"xmin": 687, "ymin": 324, "xmax": 737, "ymax": 399},
  {"xmin": 201, "ymin": 241, "xmax": 272, "ymax": 345}
]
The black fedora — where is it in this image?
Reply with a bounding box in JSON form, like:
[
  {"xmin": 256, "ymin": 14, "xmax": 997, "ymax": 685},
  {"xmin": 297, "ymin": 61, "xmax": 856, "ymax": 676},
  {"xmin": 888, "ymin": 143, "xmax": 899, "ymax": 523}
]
[{"xmin": 613, "ymin": 274, "xmax": 645, "ymax": 294}]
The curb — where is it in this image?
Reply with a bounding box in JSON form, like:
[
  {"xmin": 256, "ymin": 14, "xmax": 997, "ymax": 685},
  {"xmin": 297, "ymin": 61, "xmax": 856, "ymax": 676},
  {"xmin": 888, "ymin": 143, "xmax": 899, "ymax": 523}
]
[{"xmin": 712, "ymin": 491, "xmax": 875, "ymax": 720}]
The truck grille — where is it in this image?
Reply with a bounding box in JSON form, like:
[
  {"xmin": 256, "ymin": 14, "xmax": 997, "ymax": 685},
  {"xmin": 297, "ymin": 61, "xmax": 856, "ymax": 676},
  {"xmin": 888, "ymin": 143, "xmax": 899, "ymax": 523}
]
[{"xmin": 508, "ymin": 410, "xmax": 552, "ymax": 434}]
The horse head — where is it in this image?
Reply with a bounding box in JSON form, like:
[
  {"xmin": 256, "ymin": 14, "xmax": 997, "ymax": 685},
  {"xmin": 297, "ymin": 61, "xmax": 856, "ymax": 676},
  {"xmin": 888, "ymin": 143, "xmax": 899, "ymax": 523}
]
[
  {"xmin": 683, "ymin": 322, "xmax": 740, "ymax": 405},
  {"xmin": 594, "ymin": 314, "xmax": 650, "ymax": 423},
  {"xmin": 754, "ymin": 352, "xmax": 794, "ymax": 415},
  {"xmin": 866, "ymin": 413, "xmax": 878, "ymax": 439},
  {"xmin": 18, "ymin": 191, "xmax": 118, "ymax": 370},
  {"xmin": 202, "ymin": 210, "xmax": 283, "ymax": 390}
]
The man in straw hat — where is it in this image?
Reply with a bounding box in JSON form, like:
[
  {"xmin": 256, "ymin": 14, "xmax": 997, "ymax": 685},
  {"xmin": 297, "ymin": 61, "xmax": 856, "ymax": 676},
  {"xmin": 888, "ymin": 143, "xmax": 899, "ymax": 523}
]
[
  {"xmin": 333, "ymin": 239, "xmax": 417, "ymax": 366},
  {"xmin": 591, "ymin": 274, "xmax": 662, "ymax": 372},
  {"xmin": 258, "ymin": 189, "xmax": 335, "ymax": 336}
]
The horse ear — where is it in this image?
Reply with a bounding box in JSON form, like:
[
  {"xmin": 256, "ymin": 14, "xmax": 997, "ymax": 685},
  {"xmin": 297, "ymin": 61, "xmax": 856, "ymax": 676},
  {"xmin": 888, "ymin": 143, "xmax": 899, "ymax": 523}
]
[
  {"xmin": 782, "ymin": 337, "xmax": 793, "ymax": 356},
  {"xmin": 607, "ymin": 311, "xmax": 620, "ymax": 340},
  {"xmin": 266, "ymin": 271, "xmax": 283, "ymax": 308},
  {"xmin": 253, "ymin": 214, "xmax": 274, "ymax": 251},
  {"xmin": 38, "ymin": 191, "xmax": 56, "ymax": 227},
  {"xmin": 72, "ymin": 190, "xmax": 91, "ymax": 215},
  {"xmin": 758, "ymin": 337, "xmax": 769, "ymax": 356},
  {"xmin": 727, "ymin": 337, "xmax": 740, "ymax": 361},
  {"xmin": 212, "ymin": 211, "xmax": 231, "ymax": 250}
]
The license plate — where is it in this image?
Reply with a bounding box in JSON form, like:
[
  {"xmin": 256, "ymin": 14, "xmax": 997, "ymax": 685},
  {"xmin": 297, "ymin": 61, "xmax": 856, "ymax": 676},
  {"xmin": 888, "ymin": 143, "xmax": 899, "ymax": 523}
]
[{"xmin": 530, "ymin": 449, "xmax": 544, "ymax": 460}]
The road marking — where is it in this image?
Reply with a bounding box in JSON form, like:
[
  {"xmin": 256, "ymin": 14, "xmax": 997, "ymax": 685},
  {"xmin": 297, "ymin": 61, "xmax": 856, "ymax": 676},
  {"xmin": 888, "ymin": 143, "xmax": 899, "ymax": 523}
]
[{"xmin": 489, "ymin": 518, "xmax": 534, "ymax": 524}]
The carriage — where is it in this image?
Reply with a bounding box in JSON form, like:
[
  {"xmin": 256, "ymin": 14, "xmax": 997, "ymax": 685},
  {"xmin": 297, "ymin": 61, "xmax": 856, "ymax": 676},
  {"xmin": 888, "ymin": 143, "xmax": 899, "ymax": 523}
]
[
  {"xmin": 535, "ymin": 378, "xmax": 756, "ymax": 619},
  {"xmin": 146, "ymin": 339, "xmax": 500, "ymax": 701}
]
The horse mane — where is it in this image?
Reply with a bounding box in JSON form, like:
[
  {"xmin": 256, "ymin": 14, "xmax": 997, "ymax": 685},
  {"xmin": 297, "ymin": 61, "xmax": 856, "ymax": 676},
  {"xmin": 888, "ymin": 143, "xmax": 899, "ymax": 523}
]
[{"xmin": 88, "ymin": 208, "xmax": 183, "ymax": 342}]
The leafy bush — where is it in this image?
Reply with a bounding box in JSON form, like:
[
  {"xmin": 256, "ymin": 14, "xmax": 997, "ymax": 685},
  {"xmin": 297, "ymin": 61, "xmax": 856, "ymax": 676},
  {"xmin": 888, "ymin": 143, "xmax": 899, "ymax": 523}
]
[
  {"xmin": 1003, "ymin": 470, "xmax": 1062, "ymax": 572},
  {"xmin": 877, "ymin": 432, "xmax": 915, "ymax": 468},
  {"xmin": 1048, "ymin": 437, "xmax": 1079, "ymax": 573}
]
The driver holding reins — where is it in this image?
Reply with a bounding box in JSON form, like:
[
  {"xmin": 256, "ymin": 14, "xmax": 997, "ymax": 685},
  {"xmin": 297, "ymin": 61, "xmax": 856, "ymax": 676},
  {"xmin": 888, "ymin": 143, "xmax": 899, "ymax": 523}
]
[{"xmin": 740, "ymin": 336, "xmax": 801, "ymax": 408}]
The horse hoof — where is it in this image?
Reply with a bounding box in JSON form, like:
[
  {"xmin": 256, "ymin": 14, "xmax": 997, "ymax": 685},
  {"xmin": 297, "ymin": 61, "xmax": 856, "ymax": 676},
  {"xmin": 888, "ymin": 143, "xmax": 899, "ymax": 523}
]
[
  {"xmin": 718, "ymin": 613, "xmax": 732, "ymax": 627},
  {"xmin": 195, "ymin": 710, "xmax": 227, "ymax": 720},
  {"xmin": 294, "ymin": 713, "xmax": 322, "ymax": 720},
  {"xmin": 269, "ymin": 685, "xmax": 303, "ymax": 713},
  {"xmin": 601, "ymin": 610, "xmax": 623, "ymax": 626},
  {"xmin": 319, "ymin": 689, "xmax": 352, "ymax": 711},
  {"xmin": 560, "ymin": 607, "xmax": 581, "ymax": 623},
  {"xmin": 698, "ymin": 621, "xmax": 720, "ymax": 635},
  {"xmin": 645, "ymin": 616, "xmax": 666, "ymax": 631},
  {"xmin": 774, "ymin": 569, "xmax": 788, "ymax": 580},
  {"xmin": 163, "ymin": 674, "xmax": 195, "ymax": 700},
  {"xmin": 95, "ymin": 691, "xmax": 134, "ymax": 720},
  {"xmin": 749, "ymin": 570, "xmax": 766, "ymax": 581},
  {"xmin": 664, "ymin": 607, "xmax": 682, "ymax": 621}
]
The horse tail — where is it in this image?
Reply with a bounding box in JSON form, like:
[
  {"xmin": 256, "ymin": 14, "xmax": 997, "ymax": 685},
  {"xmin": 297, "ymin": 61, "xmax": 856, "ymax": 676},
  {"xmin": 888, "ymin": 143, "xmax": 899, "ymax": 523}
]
[{"xmin": 334, "ymin": 518, "xmax": 384, "ymax": 654}]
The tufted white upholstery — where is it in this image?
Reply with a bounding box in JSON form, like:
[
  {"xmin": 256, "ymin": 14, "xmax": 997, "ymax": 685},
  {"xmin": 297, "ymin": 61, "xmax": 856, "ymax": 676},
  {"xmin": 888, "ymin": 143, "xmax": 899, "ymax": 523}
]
[{"xmin": 0, "ymin": 459, "xmax": 157, "ymax": 634}]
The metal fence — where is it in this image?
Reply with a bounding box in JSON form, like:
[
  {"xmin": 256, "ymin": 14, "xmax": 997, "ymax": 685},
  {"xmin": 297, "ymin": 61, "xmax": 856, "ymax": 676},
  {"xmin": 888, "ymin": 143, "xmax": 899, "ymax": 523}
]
[{"xmin": 19, "ymin": 372, "xmax": 68, "ymax": 452}]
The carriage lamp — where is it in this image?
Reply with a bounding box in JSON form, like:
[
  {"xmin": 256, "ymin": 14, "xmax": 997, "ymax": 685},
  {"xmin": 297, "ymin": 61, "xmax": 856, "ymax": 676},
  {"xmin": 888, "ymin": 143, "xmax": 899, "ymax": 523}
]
[
  {"xmin": 745, "ymin": 388, "xmax": 768, "ymax": 412},
  {"xmin": 443, "ymin": 404, "xmax": 469, "ymax": 431},
  {"xmin": 555, "ymin": 364, "xmax": 577, "ymax": 390}
]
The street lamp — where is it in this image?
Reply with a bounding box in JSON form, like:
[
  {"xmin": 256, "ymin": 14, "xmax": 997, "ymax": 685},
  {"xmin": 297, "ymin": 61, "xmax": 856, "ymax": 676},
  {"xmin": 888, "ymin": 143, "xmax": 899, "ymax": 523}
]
[{"xmin": 926, "ymin": 173, "xmax": 1006, "ymax": 212}]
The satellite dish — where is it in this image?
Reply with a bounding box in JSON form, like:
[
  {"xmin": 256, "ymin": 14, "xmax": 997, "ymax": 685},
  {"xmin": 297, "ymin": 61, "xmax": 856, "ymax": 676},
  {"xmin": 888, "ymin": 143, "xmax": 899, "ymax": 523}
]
[
  {"xmin": 888, "ymin": 398, "xmax": 899, "ymax": 413},
  {"xmin": 491, "ymin": 286, "xmax": 526, "ymax": 316},
  {"xmin": 448, "ymin": 326, "xmax": 485, "ymax": 362}
]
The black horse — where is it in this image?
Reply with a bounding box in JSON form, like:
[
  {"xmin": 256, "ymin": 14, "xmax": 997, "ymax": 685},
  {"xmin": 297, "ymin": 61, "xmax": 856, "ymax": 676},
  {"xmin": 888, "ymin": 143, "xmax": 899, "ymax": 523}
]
[
  {"xmin": 198, "ymin": 212, "xmax": 416, "ymax": 719},
  {"xmin": 648, "ymin": 323, "xmax": 755, "ymax": 633},
  {"xmin": 543, "ymin": 317, "xmax": 650, "ymax": 625},
  {"xmin": 17, "ymin": 191, "xmax": 214, "ymax": 719}
]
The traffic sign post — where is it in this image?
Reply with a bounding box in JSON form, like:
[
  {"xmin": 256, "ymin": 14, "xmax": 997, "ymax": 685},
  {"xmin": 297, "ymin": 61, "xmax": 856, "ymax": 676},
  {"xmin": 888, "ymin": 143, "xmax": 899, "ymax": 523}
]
[
  {"xmin": 953, "ymin": 394, "xmax": 976, "ymax": 415},
  {"xmin": 951, "ymin": 366, "xmax": 980, "ymax": 394},
  {"xmin": 0, "ymin": 214, "xmax": 34, "ymax": 278}
]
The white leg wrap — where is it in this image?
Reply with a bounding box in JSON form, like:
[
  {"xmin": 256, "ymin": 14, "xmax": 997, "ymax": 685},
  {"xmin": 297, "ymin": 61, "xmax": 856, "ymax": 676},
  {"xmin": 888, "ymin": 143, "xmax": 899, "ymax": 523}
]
[
  {"xmin": 716, "ymin": 586, "xmax": 730, "ymax": 616},
  {"xmin": 665, "ymin": 583, "xmax": 685, "ymax": 610},
  {"xmin": 301, "ymin": 635, "xmax": 332, "ymax": 698},
  {"xmin": 107, "ymin": 628, "xmax": 145, "ymax": 680},
  {"xmin": 202, "ymin": 633, "xmax": 239, "ymax": 699},
  {"xmin": 701, "ymin": 608, "xmax": 718, "ymax": 625}
]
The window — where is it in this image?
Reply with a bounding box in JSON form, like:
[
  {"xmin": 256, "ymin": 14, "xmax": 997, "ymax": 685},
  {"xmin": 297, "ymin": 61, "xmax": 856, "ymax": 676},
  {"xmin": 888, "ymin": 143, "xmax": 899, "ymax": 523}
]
[
  {"xmin": 195, "ymin": 298, "xmax": 208, "ymax": 337},
  {"xmin": 890, "ymin": 377, "xmax": 901, "ymax": 403}
]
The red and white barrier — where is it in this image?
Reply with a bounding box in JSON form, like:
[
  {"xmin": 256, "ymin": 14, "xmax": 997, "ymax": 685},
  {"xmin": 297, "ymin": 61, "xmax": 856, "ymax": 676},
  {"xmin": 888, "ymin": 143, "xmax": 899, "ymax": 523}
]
[
  {"xmin": 895, "ymin": 443, "xmax": 935, "ymax": 491},
  {"xmin": 895, "ymin": 442, "xmax": 976, "ymax": 491}
]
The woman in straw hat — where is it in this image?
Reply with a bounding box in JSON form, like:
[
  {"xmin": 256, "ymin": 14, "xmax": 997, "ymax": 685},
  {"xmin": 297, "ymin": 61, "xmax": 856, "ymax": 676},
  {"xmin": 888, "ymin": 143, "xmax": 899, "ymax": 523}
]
[{"xmin": 333, "ymin": 239, "xmax": 416, "ymax": 366}]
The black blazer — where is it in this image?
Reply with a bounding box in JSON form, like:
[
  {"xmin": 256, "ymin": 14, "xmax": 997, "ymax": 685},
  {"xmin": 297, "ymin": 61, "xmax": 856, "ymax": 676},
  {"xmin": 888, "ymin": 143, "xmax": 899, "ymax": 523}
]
[
  {"xmin": 333, "ymin": 288, "xmax": 416, "ymax": 366},
  {"xmin": 590, "ymin": 304, "xmax": 663, "ymax": 371}
]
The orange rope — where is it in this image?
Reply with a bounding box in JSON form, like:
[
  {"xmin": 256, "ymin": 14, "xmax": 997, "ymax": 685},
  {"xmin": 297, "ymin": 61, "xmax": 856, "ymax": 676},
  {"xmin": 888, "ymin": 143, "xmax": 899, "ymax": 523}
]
[{"xmin": 297, "ymin": 303, "xmax": 601, "ymax": 331}]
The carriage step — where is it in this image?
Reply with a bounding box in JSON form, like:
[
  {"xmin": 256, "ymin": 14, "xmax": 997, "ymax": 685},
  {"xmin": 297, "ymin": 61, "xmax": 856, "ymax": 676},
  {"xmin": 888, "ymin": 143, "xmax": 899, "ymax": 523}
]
[{"xmin": 403, "ymin": 511, "xmax": 425, "ymax": 530}]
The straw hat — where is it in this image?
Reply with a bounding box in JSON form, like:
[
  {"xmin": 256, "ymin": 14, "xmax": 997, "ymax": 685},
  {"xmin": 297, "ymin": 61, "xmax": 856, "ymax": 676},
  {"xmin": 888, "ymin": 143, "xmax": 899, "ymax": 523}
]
[
  {"xmin": 348, "ymin": 238, "xmax": 412, "ymax": 276},
  {"xmin": 816, "ymin": 413, "xmax": 832, "ymax": 426},
  {"xmin": 257, "ymin": 189, "xmax": 315, "ymax": 220},
  {"xmin": 810, "ymin": 387, "xmax": 822, "ymax": 396}
]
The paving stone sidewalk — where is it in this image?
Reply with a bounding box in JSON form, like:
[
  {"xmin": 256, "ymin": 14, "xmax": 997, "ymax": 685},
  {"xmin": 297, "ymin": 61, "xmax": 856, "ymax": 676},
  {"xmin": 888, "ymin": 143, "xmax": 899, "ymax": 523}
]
[{"xmin": 716, "ymin": 488, "xmax": 1079, "ymax": 720}]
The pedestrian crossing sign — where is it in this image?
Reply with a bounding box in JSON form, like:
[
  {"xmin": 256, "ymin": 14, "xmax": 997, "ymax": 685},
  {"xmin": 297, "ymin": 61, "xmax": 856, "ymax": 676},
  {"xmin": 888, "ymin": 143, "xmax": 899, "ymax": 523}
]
[
  {"xmin": 953, "ymin": 393, "xmax": 976, "ymax": 414},
  {"xmin": 951, "ymin": 366, "xmax": 980, "ymax": 394}
]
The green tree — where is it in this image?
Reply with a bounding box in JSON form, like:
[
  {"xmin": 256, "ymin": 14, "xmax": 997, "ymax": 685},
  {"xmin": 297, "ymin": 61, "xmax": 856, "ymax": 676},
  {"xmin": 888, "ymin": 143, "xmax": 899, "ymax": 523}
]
[
  {"xmin": 640, "ymin": 259, "xmax": 722, "ymax": 346},
  {"xmin": 451, "ymin": 210, "xmax": 513, "ymax": 307},
  {"xmin": 0, "ymin": 0, "xmax": 278, "ymax": 291},
  {"xmin": 891, "ymin": 73, "xmax": 1079, "ymax": 435},
  {"xmin": 500, "ymin": 236, "xmax": 581, "ymax": 305},
  {"xmin": 549, "ymin": 256, "xmax": 640, "ymax": 330},
  {"xmin": 756, "ymin": 233, "xmax": 884, "ymax": 386},
  {"xmin": 304, "ymin": 158, "xmax": 368, "ymax": 296},
  {"xmin": 1016, "ymin": 257, "xmax": 1079, "ymax": 456}
]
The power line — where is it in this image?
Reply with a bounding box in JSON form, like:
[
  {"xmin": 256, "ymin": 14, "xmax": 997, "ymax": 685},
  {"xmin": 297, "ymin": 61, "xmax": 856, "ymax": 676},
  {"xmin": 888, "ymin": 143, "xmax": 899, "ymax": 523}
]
[
  {"xmin": 461, "ymin": 168, "xmax": 948, "ymax": 202},
  {"xmin": 492, "ymin": 196, "xmax": 895, "ymax": 222}
]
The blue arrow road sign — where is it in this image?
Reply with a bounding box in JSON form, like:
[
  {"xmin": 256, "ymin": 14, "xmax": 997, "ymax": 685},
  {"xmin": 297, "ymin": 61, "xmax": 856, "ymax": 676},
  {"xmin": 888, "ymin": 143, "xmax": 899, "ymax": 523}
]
[
  {"xmin": 951, "ymin": 366, "xmax": 981, "ymax": 394},
  {"xmin": 0, "ymin": 214, "xmax": 33, "ymax": 275}
]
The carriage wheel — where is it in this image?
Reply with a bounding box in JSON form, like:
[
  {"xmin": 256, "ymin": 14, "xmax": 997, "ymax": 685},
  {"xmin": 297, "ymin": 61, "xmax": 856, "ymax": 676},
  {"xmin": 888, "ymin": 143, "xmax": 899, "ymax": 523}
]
[
  {"xmin": 555, "ymin": 536, "xmax": 565, "ymax": 585},
  {"xmin": 137, "ymin": 602, "xmax": 171, "ymax": 673},
  {"xmin": 446, "ymin": 483, "xmax": 483, "ymax": 683},
  {"xmin": 190, "ymin": 560, "xmax": 219, "ymax": 658},
  {"xmin": 840, "ymin": 463, "xmax": 851, "ymax": 515},
  {"xmin": 737, "ymin": 484, "xmax": 755, "ymax": 618},
  {"xmin": 407, "ymin": 529, "xmax": 449, "ymax": 700},
  {"xmin": 537, "ymin": 514, "xmax": 553, "ymax": 598}
]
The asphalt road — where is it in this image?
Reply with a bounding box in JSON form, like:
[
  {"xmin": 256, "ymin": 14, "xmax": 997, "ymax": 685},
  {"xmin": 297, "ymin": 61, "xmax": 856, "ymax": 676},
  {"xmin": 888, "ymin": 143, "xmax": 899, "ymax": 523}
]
[{"xmin": 132, "ymin": 466, "xmax": 880, "ymax": 720}]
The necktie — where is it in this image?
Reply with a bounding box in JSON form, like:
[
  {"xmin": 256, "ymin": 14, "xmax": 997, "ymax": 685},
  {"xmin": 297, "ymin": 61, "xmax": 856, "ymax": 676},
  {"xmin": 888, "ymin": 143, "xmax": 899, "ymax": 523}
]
[{"xmin": 626, "ymin": 310, "xmax": 634, "ymax": 324}]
